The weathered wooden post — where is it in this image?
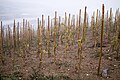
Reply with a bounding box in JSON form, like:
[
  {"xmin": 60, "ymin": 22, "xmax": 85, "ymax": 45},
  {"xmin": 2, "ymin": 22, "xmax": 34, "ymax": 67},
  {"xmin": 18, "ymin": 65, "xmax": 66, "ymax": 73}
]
[
  {"xmin": 98, "ymin": 4, "xmax": 104, "ymax": 75},
  {"xmin": 53, "ymin": 11, "xmax": 57, "ymax": 63}
]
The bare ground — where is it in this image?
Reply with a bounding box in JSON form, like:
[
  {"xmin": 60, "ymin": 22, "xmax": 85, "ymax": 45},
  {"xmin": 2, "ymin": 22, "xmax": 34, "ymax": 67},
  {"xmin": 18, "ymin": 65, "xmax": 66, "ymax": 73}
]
[{"xmin": 0, "ymin": 27, "xmax": 120, "ymax": 80}]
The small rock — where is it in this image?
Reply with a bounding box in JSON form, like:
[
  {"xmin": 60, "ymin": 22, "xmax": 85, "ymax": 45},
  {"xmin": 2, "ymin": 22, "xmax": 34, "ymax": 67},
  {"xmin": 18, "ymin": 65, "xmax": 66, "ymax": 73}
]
[
  {"xmin": 68, "ymin": 69, "xmax": 70, "ymax": 71},
  {"xmin": 26, "ymin": 69, "xmax": 28, "ymax": 72},
  {"xmin": 19, "ymin": 77, "xmax": 22, "ymax": 80},
  {"xmin": 102, "ymin": 69, "xmax": 109, "ymax": 78},
  {"xmin": 27, "ymin": 44, "xmax": 29, "ymax": 47},
  {"xmin": 86, "ymin": 74, "xmax": 89, "ymax": 76},
  {"xmin": 114, "ymin": 65, "xmax": 117, "ymax": 67},
  {"xmin": 43, "ymin": 50, "xmax": 48, "ymax": 54},
  {"xmin": 108, "ymin": 57, "xmax": 112, "ymax": 60}
]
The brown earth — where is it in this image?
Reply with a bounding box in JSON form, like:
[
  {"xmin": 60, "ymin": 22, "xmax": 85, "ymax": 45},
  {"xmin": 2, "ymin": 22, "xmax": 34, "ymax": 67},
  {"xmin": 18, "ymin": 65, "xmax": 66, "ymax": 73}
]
[{"xmin": 0, "ymin": 27, "xmax": 120, "ymax": 80}]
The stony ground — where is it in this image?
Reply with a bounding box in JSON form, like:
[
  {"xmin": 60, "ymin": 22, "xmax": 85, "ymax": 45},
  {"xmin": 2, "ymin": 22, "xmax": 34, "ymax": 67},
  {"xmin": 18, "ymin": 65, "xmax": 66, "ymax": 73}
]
[{"xmin": 0, "ymin": 27, "xmax": 120, "ymax": 80}]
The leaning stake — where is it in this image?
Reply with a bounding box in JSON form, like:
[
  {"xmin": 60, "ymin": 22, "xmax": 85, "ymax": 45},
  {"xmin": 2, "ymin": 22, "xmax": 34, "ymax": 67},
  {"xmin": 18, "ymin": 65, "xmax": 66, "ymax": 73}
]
[{"xmin": 97, "ymin": 4, "xmax": 104, "ymax": 75}]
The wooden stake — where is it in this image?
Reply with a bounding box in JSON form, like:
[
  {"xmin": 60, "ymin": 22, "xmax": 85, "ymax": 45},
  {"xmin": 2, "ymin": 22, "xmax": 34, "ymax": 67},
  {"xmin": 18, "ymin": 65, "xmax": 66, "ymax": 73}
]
[
  {"xmin": 13, "ymin": 19, "xmax": 16, "ymax": 50},
  {"xmin": 58, "ymin": 16, "xmax": 61, "ymax": 43},
  {"xmin": 51, "ymin": 19, "xmax": 52, "ymax": 38},
  {"xmin": 28, "ymin": 21, "xmax": 30, "ymax": 50},
  {"xmin": 12, "ymin": 19, "xmax": 16, "ymax": 67},
  {"xmin": 68, "ymin": 13, "xmax": 70, "ymax": 46},
  {"xmin": 77, "ymin": 9, "xmax": 82, "ymax": 72},
  {"xmin": 8, "ymin": 25, "xmax": 11, "ymax": 56},
  {"xmin": 47, "ymin": 16, "xmax": 51, "ymax": 57},
  {"xmin": 39, "ymin": 15, "xmax": 44, "ymax": 66},
  {"xmin": 76, "ymin": 15, "xmax": 78, "ymax": 39},
  {"xmin": 72, "ymin": 15, "xmax": 75, "ymax": 45},
  {"xmin": 22, "ymin": 19, "xmax": 25, "ymax": 65},
  {"xmin": 82, "ymin": 6, "xmax": 87, "ymax": 42},
  {"xmin": 53, "ymin": 11, "xmax": 57, "ymax": 63},
  {"xmin": 0, "ymin": 21, "xmax": 4, "ymax": 64},
  {"xmin": 37, "ymin": 18, "xmax": 40, "ymax": 57},
  {"xmin": 64, "ymin": 12, "xmax": 67, "ymax": 30},
  {"xmin": 97, "ymin": 4, "xmax": 104, "ymax": 75},
  {"xmin": 95, "ymin": 10, "xmax": 98, "ymax": 49},
  {"xmin": 78, "ymin": 10, "xmax": 81, "ymax": 40},
  {"xmin": 17, "ymin": 22, "xmax": 20, "ymax": 51},
  {"xmin": 92, "ymin": 12, "xmax": 95, "ymax": 38}
]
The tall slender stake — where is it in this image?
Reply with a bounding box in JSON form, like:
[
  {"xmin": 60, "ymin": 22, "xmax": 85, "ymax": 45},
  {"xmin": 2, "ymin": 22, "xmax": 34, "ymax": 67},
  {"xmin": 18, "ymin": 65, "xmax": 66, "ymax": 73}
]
[
  {"xmin": 108, "ymin": 8, "xmax": 112, "ymax": 41},
  {"xmin": 13, "ymin": 20, "xmax": 16, "ymax": 51},
  {"xmin": 8, "ymin": 25, "xmax": 11, "ymax": 56},
  {"xmin": 13, "ymin": 19, "xmax": 16, "ymax": 67},
  {"xmin": 39, "ymin": 15, "xmax": 44, "ymax": 66},
  {"xmin": 37, "ymin": 18, "xmax": 40, "ymax": 57},
  {"xmin": 28, "ymin": 21, "xmax": 30, "ymax": 50},
  {"xmin": 72, "ymin": 15, "xmax": 75, "ymax": 45},
  {"xmin": 0, "ymin": 21, "xmax": 4, "ymax": 64},
  {"xmin": 95, "ymin": 9, "xmax": 98, "ymax": 48},
  {"xmin": 47, "ymin": 16, "xmax": 51, "ymax": 57},
  {"xmin": 0, "ymin": 21, "xmax": 3, "ymax": 50},
  {"xmin": 42, "ymin": 15, "xmax": 44, "ymax": 42},
  {"xmin": 53, "ymin": 11, "xmax": 57, "ymax": 63},
  {"xmin": 106, "ymin": 10, "xmax": 108, "ymax": 36},
  {"xmin": 110, "ymin": 8, "xmax": 112, "ymax": 30},
  {"xmin": 64, "ymin": 12, "xmax": 67, "ymax": 30},
  {"xmin": 97, "ymin": 4, "xmax": 104, "ymax": 75},
  {"xmin": 22, "ymin": 19, "xmax": 25, "ymax": 40},
  {"xmin": 77, "ymin": 9, "xmax": 82, "ymax": 72},
  {"xmin": 17, "ymin": 22, "xmax": 20, "ymax": 52},
  {"xmin": 65, "ymin": 14, "xmax": 70, "ymax": 57},
  {"xmin": 58, "ymin": 16, "xmax": 61, "ymax": 43},
  {"xmin": 51, "ymin": 19, "xmax": 52, "ymax": 38},
  {"xmin": 22, "ymin": 19, "xmax": 25, "ymax": 65},
  {"xmin": 82, "ymin": 6, "xmax": 87, "ymax": 42},
  {"xmin": 78, "ymin": 10, "xmax": 81, "ymax": 40},
  {"xmin": 68, "ymin": 14, "xmax": 70, "ymax": 47},
  {"xmin": 92, "ymin": 12, "xmax": 95, "ymax": 38},
  {"xmin": 77, "ymin": 10, "xmax": 81, "ymax": 55},
  {"xmin": 76, "ymin": 15, "xmax": 78, "ymax": 40},
  {"xmin": 6, "ymin": 28, "xmax": 8, "ymax": 50}
]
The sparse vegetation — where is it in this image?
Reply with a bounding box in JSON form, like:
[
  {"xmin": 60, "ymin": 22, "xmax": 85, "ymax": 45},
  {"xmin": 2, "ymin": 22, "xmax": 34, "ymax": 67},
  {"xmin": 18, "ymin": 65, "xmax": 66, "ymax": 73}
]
[{"xmin": 0, "ymin": 4, "xmax": 120, "ymax": 80}]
